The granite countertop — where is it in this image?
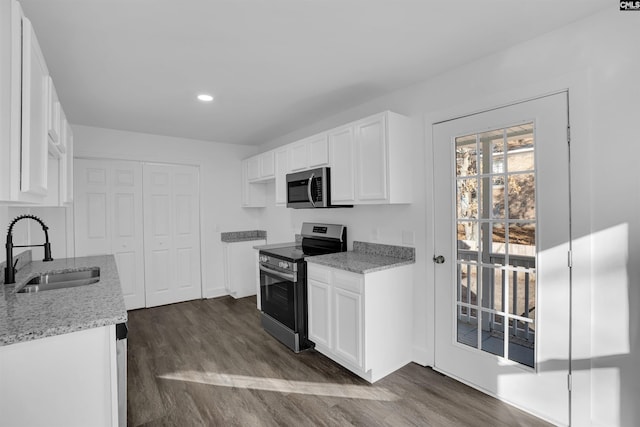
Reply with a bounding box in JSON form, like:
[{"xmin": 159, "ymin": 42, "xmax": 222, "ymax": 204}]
[
  {"xmin": 221, "ymin": 230, "xmax": 267, "ymax": 243},
  {"xmin": 306, "ymin": 241, "xmax": 415, "ymax": 274},
  {"xmin": 0, "ymin": 255, "xmax": 127, "ymax": 346}
]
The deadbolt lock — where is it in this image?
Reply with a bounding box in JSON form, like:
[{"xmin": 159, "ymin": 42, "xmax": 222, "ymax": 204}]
[{"xmin": 433, "ymin": 255, "xmax": 445, "ymax": 264}]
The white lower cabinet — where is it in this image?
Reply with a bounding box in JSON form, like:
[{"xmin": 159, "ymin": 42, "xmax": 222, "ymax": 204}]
[
  {"xmin": 0, "ymin": 326, "xmax": 119, "ymax": 426},
  {"xmin": 307, "ymin": 262, "xmax": 413, "ymax": 383},
  {"xmin": 223, "ymin": 239, "xmax": 265, "ymax": 299}
]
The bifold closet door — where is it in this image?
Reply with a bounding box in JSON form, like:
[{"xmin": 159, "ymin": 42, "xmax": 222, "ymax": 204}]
[
  {"xmin": 143, "ymin": 164, "xmax": 201, "ymax": 307},
  {"xmin": 74, "ymin": 159, "xmax": 146, "ymax": 310}
]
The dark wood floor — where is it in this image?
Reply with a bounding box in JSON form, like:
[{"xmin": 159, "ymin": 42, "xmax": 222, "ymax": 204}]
[{"xmin": 127, "ymin": 296, "xmax": 551, "ymax": 426}]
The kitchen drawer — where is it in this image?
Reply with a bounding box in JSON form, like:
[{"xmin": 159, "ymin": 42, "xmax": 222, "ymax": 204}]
[
  {"xmin": 333, "ymin": 270, "xmax": 363, "ymax": 294},
  {"xmin": 307, "ymin": 264, "xmax": 331, "ymax": 283}
]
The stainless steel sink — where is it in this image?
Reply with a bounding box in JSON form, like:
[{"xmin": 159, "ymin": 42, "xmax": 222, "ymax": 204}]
[{"xmin": 16, "ymin": 267, "xmax": 101, "ymax": 293}]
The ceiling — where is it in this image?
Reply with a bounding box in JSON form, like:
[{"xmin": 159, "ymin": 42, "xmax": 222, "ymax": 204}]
[{"xmin": 20, "ymin": 0, "xmax": 609, "ymax": 146}]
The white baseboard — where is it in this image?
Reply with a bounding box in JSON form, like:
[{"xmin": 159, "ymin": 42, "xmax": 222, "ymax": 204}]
[{"xmin": 204, "ymin": 287, "xmax": 228, "ymax": 299}]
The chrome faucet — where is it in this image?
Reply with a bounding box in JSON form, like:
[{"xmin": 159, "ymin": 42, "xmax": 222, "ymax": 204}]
[{"xmin": 4, "ymin": 215, "xmax": 53, "ymax": 284}]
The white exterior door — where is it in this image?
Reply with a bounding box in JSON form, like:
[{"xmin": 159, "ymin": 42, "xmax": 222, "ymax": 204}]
[
  {"xmin": 74, "ymin": 159, "xmax": 146, "ymax": 310},
  {"xmin": 143, "ymin": 164, "xmax": 201, "ymax": 307},
  {"xmin": 433, "ymin": 93, "xmax": 570, "ymax": 425}
]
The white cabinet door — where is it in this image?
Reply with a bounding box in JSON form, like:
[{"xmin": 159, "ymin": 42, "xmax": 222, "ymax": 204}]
[
  {"xmin": 307, "ymin": 134, "xmax": 329, "ymax": 168},
  {"xmin": 143, "ymin": 163, "xmax": 202, "ymax": 307},
  {"xmin": 75, "ymin": 159, "xmax": 146, "ymax": 310},
  {"xmin": 247, "ymin": 155, "xmax": 261, "ymax": 181},
  {"xmin": 61, "ymin": 115, "xmax": 74, "ymax": 204},
  {"xmin": 329, "ymin": 126, "xmax": 355, "ymax": 204},
  {"xmin": 46, "ymin": 76, "xmax": 61, "ymax": 146},
  {"xmin": 308, "ymin": 278, "xmax": 332, "ymax": 349},
  {"xmin": 260, "ymin": 151, "xmax": 275, "ymax": 179},
  {"xmin": 0, "ymin": 326, "xmax": 117, "ymax": 427},
  {"xmin": 43, "ymin": 153, "xmax": 61, "ymax": 206},
  {"xmin": 333, "ymin": 286, "xmax": 363, "ymax": 368},
  {"xmin": 355, "ymin": 115, "xmax": 388, "ymax": 201},
  {"xmin": 20, "ymin": 17, "xmax": 49, "ymax": 197},
  {"xmin": 274, "ymin": 148, "xmax": 289, "ymax": 206},
  {"xmin": 289, "ymin": 141, "xmax": 308, "ymax": 171}
]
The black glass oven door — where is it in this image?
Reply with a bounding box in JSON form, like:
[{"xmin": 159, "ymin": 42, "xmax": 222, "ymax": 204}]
[{"xmin": 260, "ymin": 266, "xmax": 297, "ymax": 331}]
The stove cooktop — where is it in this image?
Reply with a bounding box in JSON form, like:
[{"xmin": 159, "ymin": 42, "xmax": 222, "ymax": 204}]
[{"xmin": 260, "ymin": 245, "xmax": 332, "ymax": 262}]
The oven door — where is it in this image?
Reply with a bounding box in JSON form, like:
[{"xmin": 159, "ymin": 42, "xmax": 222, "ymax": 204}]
[{"xmin": 259, "ymin": 264, "xmax": 298, "ymax": 331}]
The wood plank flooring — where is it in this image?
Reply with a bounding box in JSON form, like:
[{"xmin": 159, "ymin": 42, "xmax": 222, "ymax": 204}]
[{"xmin": 127, "ymin": 296, "xmax": 551, "ymax": 426}]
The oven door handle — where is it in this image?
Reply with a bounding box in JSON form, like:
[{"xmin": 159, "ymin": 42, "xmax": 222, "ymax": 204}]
[
  {"xmin": 307, "ymin": 173, "xmax": 316, "ymax": 208},
  {"xmin": 260, "ymin": 265, "xmax": 296, "ymax": 282}
]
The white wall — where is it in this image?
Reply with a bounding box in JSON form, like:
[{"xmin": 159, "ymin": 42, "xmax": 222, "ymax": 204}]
[
  {"xmin": 255, "ymin": 8, "xmax": 639, "ymax": 426},
  {"xmin": 68, "ymin": 125, "xmax": 260, "ymax": 298}
]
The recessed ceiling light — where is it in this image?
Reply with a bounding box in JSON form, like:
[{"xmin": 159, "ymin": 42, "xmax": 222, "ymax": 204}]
[{"xmin": 197, "ymin": 94, "xmax": 214, "ymax": 102}]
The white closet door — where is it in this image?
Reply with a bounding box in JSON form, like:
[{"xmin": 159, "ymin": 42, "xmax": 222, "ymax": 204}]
[
  {"xmin": 111, "ymin": 164, "xmax": 145, "ymax": 310},
  {"xmin": 143, "ymin": 164, "xmax": 201, "ymax": 307},
  {"xmin": 75, "ymin": 159, "xmax": 146, "ymax": 310},
  {"xmin": 75, "ymin": 160, "xmax": 111, "ymax": 257}
]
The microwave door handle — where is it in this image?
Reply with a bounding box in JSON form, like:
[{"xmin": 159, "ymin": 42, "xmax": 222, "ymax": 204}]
[{"xmin": 307, "ymin": 173, "xmax": 316, "ymax": 208}]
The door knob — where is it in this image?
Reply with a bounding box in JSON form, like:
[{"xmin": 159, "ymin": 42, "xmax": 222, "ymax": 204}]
[{"xmin": 433, "ymin": 255, "xmax": 445, "ymax": 264}]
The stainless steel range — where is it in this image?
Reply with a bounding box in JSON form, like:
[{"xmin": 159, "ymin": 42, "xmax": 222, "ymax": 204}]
[{"xmin": 259, "ymin": 223, "xmax": 347, "ymax": 352}]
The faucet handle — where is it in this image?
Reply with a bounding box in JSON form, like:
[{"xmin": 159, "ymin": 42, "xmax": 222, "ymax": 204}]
[{"xmin": 13, "ymin": 258, "xmax": 19, "ymax": 272}]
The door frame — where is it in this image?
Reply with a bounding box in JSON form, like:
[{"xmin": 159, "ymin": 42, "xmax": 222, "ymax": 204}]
[{"xmin": 422, "ymin": 76, "xmax": 591, "ymax": 424}]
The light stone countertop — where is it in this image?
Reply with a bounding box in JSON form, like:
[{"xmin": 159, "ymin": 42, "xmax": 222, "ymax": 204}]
[
  {"xmin": 0, "ymin": 255, "xmax": 127, "ymax": 346},
  {"xmin": 306, "ymin": 251, "xmax": 414, "ymax": 274},
  {"xmin": 306, "ymin": 241, "xmax": 416, "ymax": 274},
  {"xmin": 221, "ymin": 230, "xmax": 267, "ymax": 243},
  {"xmin": 253, "ymin": 241, "xmax": 299, "ymax": 251}
]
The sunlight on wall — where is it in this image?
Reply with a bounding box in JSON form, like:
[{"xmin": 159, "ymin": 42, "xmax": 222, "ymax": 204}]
[
  {"xmin": 591, "ymin": 223, "xmax": 629, "ymax": 358},
  {"xmin": 158, "ymin": 371, "xmax": 399, "ymax": 401}
]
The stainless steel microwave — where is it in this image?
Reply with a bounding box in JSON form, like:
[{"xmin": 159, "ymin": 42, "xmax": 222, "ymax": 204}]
[{"xmin": 286, "ymin": 167, "xmax": 333, "ymax": 208}]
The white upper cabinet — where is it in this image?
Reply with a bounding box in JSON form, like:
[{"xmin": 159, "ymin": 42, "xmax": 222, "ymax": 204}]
[
  {"xmin": 241, "ymin": 110, "xmax": 412, "ymax": 207},
  {"xmin": 0, "ymin": 1, "xmax": 73, "ymax": 205},
  {"xmin": 60, "ymin": 110, "xmax": 74, "ymax": 205},
  {"xmin": 247, "ymin": 151, "xmax": 275, "ymax": 182},
  {"xmin": 20, "ymin": 15, "xmax": 49, "ymax": 197},
  {"xmin": 331, "ymin": 111, "xmax": 412, "ymax": 205},
  {"xmin": 274, "ymin": 147, "xmax": 289, "ymax": 206},
  {"xmin": 288, "ymin": 134, "xmax": 330, "ymax": 172},
  {"xmin": 328, "ymin": 126, "xmax": 355, "ymax": 203},
  {"xmin": 289, "ymin": 140, "xmax": 308, "ymax": 172},
  {"xmin": 307, "ymin": 133, "xmax": 330, "ymax": 168},
  {"xmin": 46, "ymin": 76, "xmax": 62, "ymax": 148}
]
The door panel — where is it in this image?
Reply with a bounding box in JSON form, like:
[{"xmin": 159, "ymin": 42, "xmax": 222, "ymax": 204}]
[
  {"xmin": 329, "ymin": 126, "xmax": 355, "ymax": 203},
  {"xmin": 75, "ymin": 159, "xmax": 145, "ymax": 310},
  {"xmin": 356, "ymin": 117, "xmax": 387, "ymax": 201},
  {"xmin": 308, "ymin": 279, "xmax": 331, "ymax": 349},
  {"xmin": 143, "ymin": 164, "xmax": 201, "ymax": 307},
  {"xmin": 433, "ymin": 93, "xmax": 570, "ymax": 425},
  {"xmin": 334, "ymin": 287, "xmax": 362, "ymax": 367}
]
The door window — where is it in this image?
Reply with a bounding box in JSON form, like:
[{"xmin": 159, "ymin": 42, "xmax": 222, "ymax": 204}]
[{"xmin": 455, "ymin": 123, "xmax": 537, "ymax": 367}]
